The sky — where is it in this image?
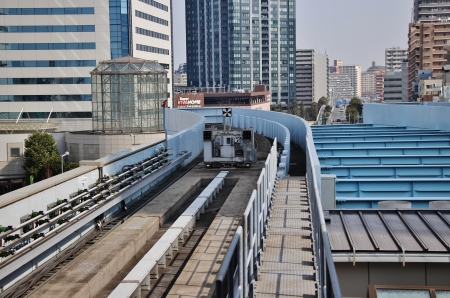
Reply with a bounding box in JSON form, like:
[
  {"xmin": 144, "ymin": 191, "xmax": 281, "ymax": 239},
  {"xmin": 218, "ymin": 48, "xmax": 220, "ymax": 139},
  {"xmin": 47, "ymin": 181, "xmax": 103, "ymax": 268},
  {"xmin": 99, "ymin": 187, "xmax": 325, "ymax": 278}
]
[{"xmin": 173, "ymin": 0, "xmax": 412, "ymax": 71}]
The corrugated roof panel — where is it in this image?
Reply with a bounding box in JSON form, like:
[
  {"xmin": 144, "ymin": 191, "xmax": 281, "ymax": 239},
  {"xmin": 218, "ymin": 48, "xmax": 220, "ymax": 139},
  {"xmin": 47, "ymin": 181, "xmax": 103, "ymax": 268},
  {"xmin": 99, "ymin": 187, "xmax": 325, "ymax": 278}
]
[
  {"xmin": 402, "ymin": 213, "xmax": 447, "ymax": 252},
  {"xmin": 341, "ymin": 212, "xmax": 375, "ymax": 251},
  {"xmin": 361, "ymin": 213, "xmax": 398, "ymax": 251},
  {"xmin": 374, "ymin": 213, "xmax": 423, "ymax": 251},
  {"xmin": 421, "ymin": 212, "xmax": 450, "ymax": 248},
  {"xmin": 327, "ymin": 213, "xmax": 350, "ymax": 251}
]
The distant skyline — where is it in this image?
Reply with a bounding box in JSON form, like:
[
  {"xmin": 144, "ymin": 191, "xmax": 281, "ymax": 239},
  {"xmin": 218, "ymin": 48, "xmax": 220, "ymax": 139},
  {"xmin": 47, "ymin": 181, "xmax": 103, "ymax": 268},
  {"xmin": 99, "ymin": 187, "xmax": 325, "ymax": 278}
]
[{"xmin": 173, "ymin": 0, "xmax": 412, "ymax": 71}]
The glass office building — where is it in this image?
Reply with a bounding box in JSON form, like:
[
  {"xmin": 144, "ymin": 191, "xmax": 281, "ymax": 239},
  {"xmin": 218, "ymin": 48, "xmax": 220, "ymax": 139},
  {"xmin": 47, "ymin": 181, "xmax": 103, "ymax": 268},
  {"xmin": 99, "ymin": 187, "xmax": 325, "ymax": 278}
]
[
  {"xmin": 0, "ymin": 0, "xmax": 173, "ymax": 131},
  {"xmin": 185, "ymin": 0, "xmax": 296, "ymax": 107}
]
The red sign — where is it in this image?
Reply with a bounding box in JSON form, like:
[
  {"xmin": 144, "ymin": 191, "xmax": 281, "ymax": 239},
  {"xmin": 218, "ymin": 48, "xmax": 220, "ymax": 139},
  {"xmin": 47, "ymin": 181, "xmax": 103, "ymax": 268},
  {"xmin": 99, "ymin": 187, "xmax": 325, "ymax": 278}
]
[{"xmin": 161, "ymin": 100, "xmax": 167, "ymax": 108}]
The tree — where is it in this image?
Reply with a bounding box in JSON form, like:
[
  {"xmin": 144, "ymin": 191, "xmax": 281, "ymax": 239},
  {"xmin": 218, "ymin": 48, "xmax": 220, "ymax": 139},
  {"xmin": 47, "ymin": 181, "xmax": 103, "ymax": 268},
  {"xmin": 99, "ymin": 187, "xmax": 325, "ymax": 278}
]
[
  {"xmin": 23, "ymin": 132, "xmax": 61, "ymax": 182},
  {"xmin": 318, "ymin": 97, "xmax": 328, "ymax": 110},
  {"xmin": 348, "ymin": 97, "xmax": 363, "ymax": 115},
  {"xmin": 272, "ymin": 104, "xmax": 282, "ymax": 112},
  {"xmin": 299, "ymin": 100, "xmax": 306, "ymax": 119},
  {"xmin": 325, "ymin": 105, "xmax": 332, "ymax": 113},
  {"xmin": 292, "ymin": 104, "xmax": 300, "ymax": 117},
  {"xmin": 345, "ymin": 106, "xmax": 359, "ymax": 124},
  {"xmin": 309, "ymin": 102, "xmax": 319, "ymax": 120}
]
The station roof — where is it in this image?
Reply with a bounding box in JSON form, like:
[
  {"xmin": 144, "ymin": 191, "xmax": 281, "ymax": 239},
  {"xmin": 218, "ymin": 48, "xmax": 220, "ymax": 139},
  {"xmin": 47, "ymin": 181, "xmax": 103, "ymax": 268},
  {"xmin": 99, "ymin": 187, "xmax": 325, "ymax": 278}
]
[{"xmin": 326, "ymin": 209, "xmax": 450, "ymax": 253}]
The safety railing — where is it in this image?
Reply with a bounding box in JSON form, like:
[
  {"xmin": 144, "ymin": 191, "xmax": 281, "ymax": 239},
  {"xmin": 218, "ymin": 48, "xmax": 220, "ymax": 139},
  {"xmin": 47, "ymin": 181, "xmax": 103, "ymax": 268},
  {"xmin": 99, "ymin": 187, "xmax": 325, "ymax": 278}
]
[
  {"xmin": 306, "ymin": 135, "xmax": 342, "ymax": 298},
  {"xmin": 0, "ymin": 148, "xmax": 174, "ymax": 262},
  {"xmin": 215, "ymin": 140, "xmax": 278, "ymax": 298},
  {"xmin": 108, "ymin": 171, "xmax": 229, "ymax": 298}
]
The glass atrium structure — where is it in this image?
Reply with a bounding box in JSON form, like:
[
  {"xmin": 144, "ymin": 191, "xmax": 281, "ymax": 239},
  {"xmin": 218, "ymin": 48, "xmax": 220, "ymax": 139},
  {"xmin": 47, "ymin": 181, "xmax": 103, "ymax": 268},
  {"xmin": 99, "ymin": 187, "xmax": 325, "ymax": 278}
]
[{"xmin": 90, "ymin": 56, "xmax": 167, "ymax": 133}]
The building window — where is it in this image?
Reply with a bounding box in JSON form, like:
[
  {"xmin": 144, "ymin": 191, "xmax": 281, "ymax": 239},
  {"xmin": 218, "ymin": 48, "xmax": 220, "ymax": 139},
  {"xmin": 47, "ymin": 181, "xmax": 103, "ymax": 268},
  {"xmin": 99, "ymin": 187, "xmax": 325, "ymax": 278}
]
[
  {"xmin": 0, "ymin": 43, "xmax": 95, "ymax": 50},
  {"xmin": 10, "ymin": 148, "xmax": 20, "ymax": 157},
  {"xmin": 0, "ymin": 7, "xmax": 94, "ymax": 15}
]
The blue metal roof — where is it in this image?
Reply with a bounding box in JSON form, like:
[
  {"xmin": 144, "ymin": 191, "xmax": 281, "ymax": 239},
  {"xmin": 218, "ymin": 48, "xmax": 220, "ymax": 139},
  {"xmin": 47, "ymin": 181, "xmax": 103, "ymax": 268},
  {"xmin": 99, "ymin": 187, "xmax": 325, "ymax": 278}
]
[{"xmin": 312, "ymin": 124, "xmax": 450, "ymax": 208}]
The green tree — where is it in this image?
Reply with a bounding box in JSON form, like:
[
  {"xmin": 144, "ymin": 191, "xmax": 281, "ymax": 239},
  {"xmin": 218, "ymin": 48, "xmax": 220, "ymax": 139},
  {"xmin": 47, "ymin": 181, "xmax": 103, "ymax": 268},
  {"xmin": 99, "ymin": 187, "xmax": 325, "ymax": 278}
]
[
  {"xmin": 309, "ymin": 102, "xmax": 319, "ymax": 121},
  {"xmin": 272, "ymin": 104, "xmax": 282, "ymax": 112},
  {"xmin": 299, "ymin": 100, "xmax": 306, "ymax": 119},
  {"xmin": 348, "ymin": 97, "xmax": 363, "ymax": 115},
  {"xmin": 345, "ymin": 106, "xmax": 359, "ymax": 124},
  {"xmin": 318, "ymin": 97, "xmax": 328, "ymax": 110},
  {"xmin": 23, "ymin": 132, "xmax": 61, "ymax": 182},
  {"xmin": 325, "ymin": 105, "xmax": 332, "ymax": 113},
  {"xmin": 292, "ymin": 104, "xmax": 300, "ymax": 117}
]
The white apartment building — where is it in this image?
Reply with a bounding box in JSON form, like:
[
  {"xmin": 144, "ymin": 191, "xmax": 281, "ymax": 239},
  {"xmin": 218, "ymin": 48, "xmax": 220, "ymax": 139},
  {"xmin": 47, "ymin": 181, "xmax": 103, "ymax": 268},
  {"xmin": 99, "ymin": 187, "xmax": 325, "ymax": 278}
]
[
  {"xmin": 329, "ymin": 73, "xmax": 354, "ymax": 104},
  {"xmin": 296, "ymin": 49, "xmax": 329, "ymax": 107},
  {"xmin": 361, "ymin": 72, "xmax": 376, "ymax": 98},
  {"xmin": 385, "ymin": 47, "xmax": 407, "ymax": 72},
  {"xmin": 314, "ymin": 53, "xmax": 329, "ymax": 102},
  {"xmin": 340, "ymin": 65, "xmax": 361, "ymax": 98},
  {"xmin": 0, "ymin": 0, "xmax": 172, "ymax": 131}
]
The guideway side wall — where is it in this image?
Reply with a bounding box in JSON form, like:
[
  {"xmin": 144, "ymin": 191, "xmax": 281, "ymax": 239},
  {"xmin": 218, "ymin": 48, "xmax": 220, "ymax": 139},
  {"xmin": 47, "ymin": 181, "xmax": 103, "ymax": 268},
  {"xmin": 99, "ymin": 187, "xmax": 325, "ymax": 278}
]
[{"xmin": 0, "ymin": 109, "xmax": 205, "ymax": 293}]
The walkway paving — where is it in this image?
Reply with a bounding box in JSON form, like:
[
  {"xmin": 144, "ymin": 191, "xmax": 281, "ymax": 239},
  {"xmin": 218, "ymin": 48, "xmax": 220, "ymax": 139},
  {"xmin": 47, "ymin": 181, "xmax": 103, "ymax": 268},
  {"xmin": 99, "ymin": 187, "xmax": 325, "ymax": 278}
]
[{"xmin": 255, "ymin": 176, "xmax": 316, "ymax": 297}]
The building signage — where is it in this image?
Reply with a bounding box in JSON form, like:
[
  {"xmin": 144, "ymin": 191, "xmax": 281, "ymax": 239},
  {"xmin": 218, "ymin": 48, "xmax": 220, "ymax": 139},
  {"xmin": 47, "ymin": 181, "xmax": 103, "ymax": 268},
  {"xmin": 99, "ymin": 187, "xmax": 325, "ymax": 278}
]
[{"xmin": 175, "ymin": 95, "xmax": 204, "ymax": 108}]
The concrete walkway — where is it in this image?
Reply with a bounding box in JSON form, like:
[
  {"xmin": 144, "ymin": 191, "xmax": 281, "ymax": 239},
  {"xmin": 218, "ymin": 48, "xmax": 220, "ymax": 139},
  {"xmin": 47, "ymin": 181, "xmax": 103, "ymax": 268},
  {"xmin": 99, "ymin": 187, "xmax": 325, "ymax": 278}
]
[{"xmin": 255, "ymin": 176, "xmax": 316, "ymax": 297}]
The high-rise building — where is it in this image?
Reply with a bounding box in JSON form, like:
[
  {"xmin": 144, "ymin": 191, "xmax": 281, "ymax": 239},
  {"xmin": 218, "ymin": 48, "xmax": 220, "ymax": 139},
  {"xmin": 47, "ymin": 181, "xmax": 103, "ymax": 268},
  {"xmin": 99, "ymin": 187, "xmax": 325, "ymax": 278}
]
[
  {"xmin": 402, "ymin": 60, "xmax": 409, "ymax": 102},
  {"xmin": 385, "ymin": 47, "xmax": 407, "ymax": 72},
  {"xmin": 185, "ymin": 0, "xmax": 297, "ymax": 108},
  {"xmin": 0, "ymin": 1, "xmax": 173, "ymax": 131},
  {"xmin": 384, "ymin": 71, "xmax": 403, "ymax": 102},
  {"xmin": 175, "ymin": 63, "xmax": 187, "ymax": 74},
  {"xmin": 413, "ymin": 0, "xmax": 450, "ymax": 23},
  {"xmin": 366, "ymin": 62, "xmax": 385, "ymax": 98},
  {"xmin": 407, "ymin": 22, "xmax": 449, "ymax": 100},
  {"xmin": 295, "ymin": 49, "xmax": 329, "ymax": 107},
  {"xmin": 361, "ymin": 72, "xmax": 376, "ymax": 98},
  {"xmin": 329, "ymin": 73, "xmax": 354, "ymax": 103},
  {"xmin": 340, "ymin": 65, "xmax": 361, "ymax": 98}
]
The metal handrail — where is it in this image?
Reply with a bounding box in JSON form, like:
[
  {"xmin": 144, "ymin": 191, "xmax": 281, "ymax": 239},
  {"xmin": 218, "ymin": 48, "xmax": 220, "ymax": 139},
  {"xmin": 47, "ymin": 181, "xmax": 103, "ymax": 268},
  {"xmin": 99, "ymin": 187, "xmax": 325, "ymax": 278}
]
[{"xmin": 307, "ymin": 135, "xmax": 342, "ymax": 298}]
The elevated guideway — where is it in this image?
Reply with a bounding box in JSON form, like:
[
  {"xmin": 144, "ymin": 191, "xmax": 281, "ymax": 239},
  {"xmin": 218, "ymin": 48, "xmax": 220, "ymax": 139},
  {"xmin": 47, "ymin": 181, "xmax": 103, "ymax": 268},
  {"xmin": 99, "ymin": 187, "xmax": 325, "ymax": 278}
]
[
  {"xmin": 0, "ymin": 109, "xmax": 205, "ymax": 295},
  {"xmin": 1, "ymin": 107, "xmax": 343, "ymax": 298}
]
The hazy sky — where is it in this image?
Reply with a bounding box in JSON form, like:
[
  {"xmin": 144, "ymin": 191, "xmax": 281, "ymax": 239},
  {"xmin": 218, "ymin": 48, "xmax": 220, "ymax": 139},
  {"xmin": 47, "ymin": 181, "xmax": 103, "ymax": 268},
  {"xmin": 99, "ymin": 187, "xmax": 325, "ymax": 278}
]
[{"xmin": 173, "ymin": 0, "xmax": 412, "ymax": 70}]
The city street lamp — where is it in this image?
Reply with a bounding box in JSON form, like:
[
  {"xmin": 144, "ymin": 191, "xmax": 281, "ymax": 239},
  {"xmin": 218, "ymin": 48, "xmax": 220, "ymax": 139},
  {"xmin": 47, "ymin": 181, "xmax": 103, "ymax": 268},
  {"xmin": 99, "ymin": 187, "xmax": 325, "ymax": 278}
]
[
  {"xmin": 61, "ymin": 151, "xmax": 69, "ymax": 173},
  {"xmin": 130, "ymin": 134, "xmax": 135, "ymax": 146}
]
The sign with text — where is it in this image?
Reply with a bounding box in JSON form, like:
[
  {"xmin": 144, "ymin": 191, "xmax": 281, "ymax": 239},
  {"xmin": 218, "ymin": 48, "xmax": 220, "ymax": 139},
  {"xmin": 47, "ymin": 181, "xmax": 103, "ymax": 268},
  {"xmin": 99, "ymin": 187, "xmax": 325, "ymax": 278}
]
[{"xmin": 174, "ymin": 94, "xmax": 204, "ymax": 108}]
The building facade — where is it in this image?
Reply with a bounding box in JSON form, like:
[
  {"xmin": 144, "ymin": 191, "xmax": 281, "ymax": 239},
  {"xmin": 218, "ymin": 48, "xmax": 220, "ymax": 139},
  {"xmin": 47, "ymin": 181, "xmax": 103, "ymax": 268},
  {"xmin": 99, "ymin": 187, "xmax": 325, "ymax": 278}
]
[
  {"xmin": 185, "ymin": 0, "xmax": 296, "ymax": 108},
  {"xmin": 0, "ymin": 0, "xmax": 173, "ymax": 131},
  {"xmin": 385, "ymin": 47, "xmax": 407, "ymax": 72},
  {"xmin": 329, "ymin": 73, "xmax": 354, "ymax": 104},
  {"xmin": 408, "ymin": 22, "xmax": 449, "ymax": 100},
  {"xmin": 174, "ymin": 85, "xmax": 270, "ymax": 111},
  {"xmin": 402, "ymin": 60, "xmax": 409, "ymax": 102},
  {"xmin": 413, "ymin": 0, "xmax": 450, "ymax": 23},
  {"xmin": 361, "ymin": 72, "xmax": 376, "ymax": 98},
  {"xmin": 295, "ymin": 49, "xmax": 329, "ymax": 107},
  {"xmin": 383, "ymin": 71, "xmax": 403, "ymax": 102},
  {"xmin": 340, "ymin": 65, "xmax": 361, "ymax": 98}
]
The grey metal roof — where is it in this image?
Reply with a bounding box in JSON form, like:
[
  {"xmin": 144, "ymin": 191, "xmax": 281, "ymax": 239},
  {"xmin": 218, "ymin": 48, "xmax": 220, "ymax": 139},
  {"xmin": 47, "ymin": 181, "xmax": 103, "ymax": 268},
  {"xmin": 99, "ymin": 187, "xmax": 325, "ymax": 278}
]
[{"xmin": 326, "ymin": 209, "xmax": 450, "ymax": 253}]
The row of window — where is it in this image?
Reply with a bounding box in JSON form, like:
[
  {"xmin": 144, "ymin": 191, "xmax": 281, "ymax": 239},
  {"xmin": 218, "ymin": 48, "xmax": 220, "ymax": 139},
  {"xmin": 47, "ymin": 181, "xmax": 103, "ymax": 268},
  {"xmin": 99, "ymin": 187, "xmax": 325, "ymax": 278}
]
[
  {"xmin": 0, "ymin": 60, "xmax": 96, "ymax": 68},
  {"xmin": 135, "ymin": 10, "xmax": 168, "ymax": 26},
  {"xmin": 0, "ymin": 25, "xmax": 95, "ymax": 33},
  {"xmin": 136, "ymin": 27, "xmax": 169, "ymax": 41},
  {"xmin": 0, "ymin": 77, "xmax": 91, "ymax": 85},
  {"xmin": 0, "ymin": 43, "xmax": 95, "ymax": 50},
  {"xmin": 0, "ymin": 7, "xmax": 94, "ymax": 15},
  {"xmin": 136, "ymin": 44, "xmax": 169, "ymax": 55},
  {"xmin": 0, "ymin": 112, "xmax": 92, "ymax": 119},
  {"xmin": 139, "ymin": 0, "xmax": 168, "ymax": 11},
  {"xmin": 0, "ymin": 94, "xmax": 92, "ymax": 102}
]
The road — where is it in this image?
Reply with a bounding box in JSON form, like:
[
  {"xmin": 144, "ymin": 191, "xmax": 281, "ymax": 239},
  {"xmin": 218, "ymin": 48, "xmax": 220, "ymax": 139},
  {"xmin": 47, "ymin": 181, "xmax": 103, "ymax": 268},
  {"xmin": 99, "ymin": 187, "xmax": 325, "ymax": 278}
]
[{"xmin": 328, "ymin": 105, "xmax": 347, "ymax": 124}]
